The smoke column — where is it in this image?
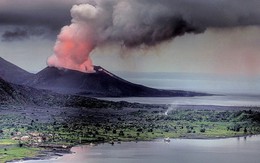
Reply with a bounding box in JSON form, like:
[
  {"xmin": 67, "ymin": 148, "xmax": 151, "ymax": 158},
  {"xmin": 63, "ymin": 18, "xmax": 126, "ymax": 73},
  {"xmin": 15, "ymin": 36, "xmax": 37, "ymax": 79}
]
[
  {"xmin": 47, "ymin": 0, "xmax": 201, "ymax": 72},
  {"xmin": 47, "ymin": 0, "xmax": 260, "ymax": 72},
  {"xmin": 47, "ymin": 4, "xmax": 98, "ymax": 72}
]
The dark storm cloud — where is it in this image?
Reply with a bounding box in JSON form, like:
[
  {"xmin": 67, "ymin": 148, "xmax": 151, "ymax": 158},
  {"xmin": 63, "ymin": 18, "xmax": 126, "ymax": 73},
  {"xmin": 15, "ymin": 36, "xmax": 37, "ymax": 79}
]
[
  {"xmin": 1, "ymin": 27, "xmax": 47, "ymax": 41},
  {"xmin": 0, "ymin": 0, "xmax": 85, "ymax": 41},
  {"xmin": 0, "ymin": 0, "xmax": 260, "ymax": 42},
  {"xmin": 2, "ymin": 28, "xmax": 29, "ymax": 41},
  {"xmin": 0, "ymin": 0, "xmax": 76, "ymax": 30}
]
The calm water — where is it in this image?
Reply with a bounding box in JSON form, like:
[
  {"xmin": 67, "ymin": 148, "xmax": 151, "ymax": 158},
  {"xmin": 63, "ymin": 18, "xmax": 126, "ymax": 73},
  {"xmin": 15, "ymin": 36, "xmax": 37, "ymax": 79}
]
[
  {"xmin": 98, "ymin": 95, "xmax": 260, "ymax": 106},
  {"xmin": 22, "ymin": 135, "xmax": 260, "ymax": 163}
]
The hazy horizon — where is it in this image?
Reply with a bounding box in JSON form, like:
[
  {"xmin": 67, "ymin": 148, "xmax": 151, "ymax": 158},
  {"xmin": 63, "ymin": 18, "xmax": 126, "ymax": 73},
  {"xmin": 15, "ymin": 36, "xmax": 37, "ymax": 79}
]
[{"xmin": 1, "ymin": 55, "xmax": 260, "ymax": 95}]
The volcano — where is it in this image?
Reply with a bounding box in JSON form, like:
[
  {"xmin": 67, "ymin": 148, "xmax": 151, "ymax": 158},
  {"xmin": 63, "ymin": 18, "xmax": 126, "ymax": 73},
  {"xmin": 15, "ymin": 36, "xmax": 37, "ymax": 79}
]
[
  {"xmin": 26, "ymin": 66, "xmax": 206, "ymax": 97},
  {"xmin": 0, "ymin": 57, "xmax": 207, "ymax": 97},
  {"xmin": 0, "ymin": 57, "xmax": 33, "ymax": 84}
]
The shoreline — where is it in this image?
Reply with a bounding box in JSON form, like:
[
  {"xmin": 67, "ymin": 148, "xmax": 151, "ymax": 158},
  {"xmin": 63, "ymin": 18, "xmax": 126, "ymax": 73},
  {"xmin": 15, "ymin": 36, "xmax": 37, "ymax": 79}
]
[{"xmin": 10, "ymin": 134, "xmax": 259, "ymax": 163}]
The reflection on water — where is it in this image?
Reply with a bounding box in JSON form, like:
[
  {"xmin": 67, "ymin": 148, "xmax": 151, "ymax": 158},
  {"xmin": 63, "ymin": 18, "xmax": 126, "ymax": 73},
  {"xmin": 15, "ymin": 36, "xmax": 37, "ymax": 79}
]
[{"xmin": 22, "ymin": 135, "xmax": 260, "ymax": 163}]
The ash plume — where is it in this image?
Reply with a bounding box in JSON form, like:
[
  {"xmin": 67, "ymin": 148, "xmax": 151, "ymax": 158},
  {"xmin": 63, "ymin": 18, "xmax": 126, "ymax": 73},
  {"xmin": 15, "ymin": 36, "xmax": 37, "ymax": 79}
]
[{"xmin": 47, "ymin": 0, "xmax": 260, "ymax": 72}]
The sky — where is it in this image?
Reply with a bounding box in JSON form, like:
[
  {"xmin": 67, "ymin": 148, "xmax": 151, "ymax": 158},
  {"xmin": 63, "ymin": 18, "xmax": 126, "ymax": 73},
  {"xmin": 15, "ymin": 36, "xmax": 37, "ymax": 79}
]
[{"xmin": 0, "ymin": 0, "xmax": 260, "ymax": 78}]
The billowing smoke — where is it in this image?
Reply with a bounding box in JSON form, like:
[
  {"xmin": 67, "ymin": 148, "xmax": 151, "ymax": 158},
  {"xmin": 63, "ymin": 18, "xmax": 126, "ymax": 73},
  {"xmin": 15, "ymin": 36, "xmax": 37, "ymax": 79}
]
[
  {"xmin": 47, "ymin": 0, "xmax": 201, "ymax": 72},
  {"xmin": 47, "ymin": 0, "xmax": 260, "ymax": 72}
]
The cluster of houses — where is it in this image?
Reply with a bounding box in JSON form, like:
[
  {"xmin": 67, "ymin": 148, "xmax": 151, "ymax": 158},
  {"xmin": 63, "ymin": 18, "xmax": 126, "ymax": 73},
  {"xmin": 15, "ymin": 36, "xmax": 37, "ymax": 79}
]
[
  {"xmin": 12, "ymin": 132, "xmax": 49, "ymax": 144},
  {"xmin": 11, "ymin": 132, "xmax": 69, "ymax": 149}
]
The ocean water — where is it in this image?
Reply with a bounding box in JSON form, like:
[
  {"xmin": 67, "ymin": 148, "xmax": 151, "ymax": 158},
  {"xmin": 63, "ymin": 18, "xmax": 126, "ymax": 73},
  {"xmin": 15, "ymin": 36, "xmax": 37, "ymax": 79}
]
[
  {"xmin": 99, "ymin": 95, "xmax": 260, "ymax": 106},
  {"xmin": 22, "ymin": 135, "xmax": 260, "ymax": 163}
]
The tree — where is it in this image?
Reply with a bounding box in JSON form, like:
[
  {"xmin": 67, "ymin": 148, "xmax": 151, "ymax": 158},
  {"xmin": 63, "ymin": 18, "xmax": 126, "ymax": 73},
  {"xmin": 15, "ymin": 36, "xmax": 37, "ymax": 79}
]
[
  {"xmin": 18, "ymin": 141, "xmax": 23, "ymax": 147},
  {"xmin": 244, "ymin": 127, "xmax": 247, "ymax": 133},
  {"xmin": 119, "ymin": 130, "xmax": 124, "ymax": 136}
]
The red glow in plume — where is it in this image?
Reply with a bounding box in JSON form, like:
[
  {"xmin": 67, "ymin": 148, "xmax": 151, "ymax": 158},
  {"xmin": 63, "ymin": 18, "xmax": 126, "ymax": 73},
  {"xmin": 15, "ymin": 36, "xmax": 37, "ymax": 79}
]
[
  {"xmin": 47, "ymin": 1, "xmax": 203, "ymax": 73},
  {"xmin": 47, "ymin": 4, "xmax": 97, "ymax": 73}
]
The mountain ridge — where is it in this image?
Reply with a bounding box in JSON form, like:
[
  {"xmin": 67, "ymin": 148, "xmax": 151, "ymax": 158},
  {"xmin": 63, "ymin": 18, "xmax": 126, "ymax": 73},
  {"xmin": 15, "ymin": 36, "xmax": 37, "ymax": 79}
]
[{"xmin": 0, "ymin": 57, "xmax": 33, "ymax": 84}]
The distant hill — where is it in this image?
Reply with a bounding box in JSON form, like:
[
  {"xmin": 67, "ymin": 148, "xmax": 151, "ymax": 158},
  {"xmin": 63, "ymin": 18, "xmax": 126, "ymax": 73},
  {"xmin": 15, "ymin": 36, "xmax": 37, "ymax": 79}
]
[
  {"xmin": 0, "ymin": 77, "xmax": 28, "ymax": 104},
  {"xmin": 0, "ymin": 77, "xmax": 152, "ymax": 108},
  {"xmin": 0, "ymin": 57, "xmax": 33, "ymax": 84},
  {"xmin": 26, "ymin": 66, "xmax": 207, "ymax": 97}
]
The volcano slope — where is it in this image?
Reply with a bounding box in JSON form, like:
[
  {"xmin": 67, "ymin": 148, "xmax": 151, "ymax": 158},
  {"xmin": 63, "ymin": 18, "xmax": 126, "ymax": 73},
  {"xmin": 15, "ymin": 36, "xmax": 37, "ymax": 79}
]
[
  {"xmin": 0, "ymin": 57, "xmax": 33, "ymax": 84},
  {"xmin": 26, "ymin": 66, "xmax": 208, "ymax": 97}
]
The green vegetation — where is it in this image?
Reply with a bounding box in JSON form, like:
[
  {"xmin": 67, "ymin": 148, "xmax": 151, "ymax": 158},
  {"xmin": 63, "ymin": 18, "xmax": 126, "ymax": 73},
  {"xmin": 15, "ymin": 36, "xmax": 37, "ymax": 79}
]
[
  {"xmin": 0, "ymin": 104, "xmax": 260, "ymax": 162},
  {"xmin": 0, "ymin": 139, "xmax": 16, "ymax": 145},
  {"xmin": 0, "ymin": 147, "xmax": 39, "ymax": 163},
  {"xmin": 0, "ymin": 136, "xmax": 40, "ymax": 163}
]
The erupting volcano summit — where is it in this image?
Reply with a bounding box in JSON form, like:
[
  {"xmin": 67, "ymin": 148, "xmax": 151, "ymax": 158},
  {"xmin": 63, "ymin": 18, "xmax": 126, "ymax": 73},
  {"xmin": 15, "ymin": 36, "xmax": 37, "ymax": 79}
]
[{"xmin": 47, "ymin": 1, "xmax": 201, "ymax": 73}]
